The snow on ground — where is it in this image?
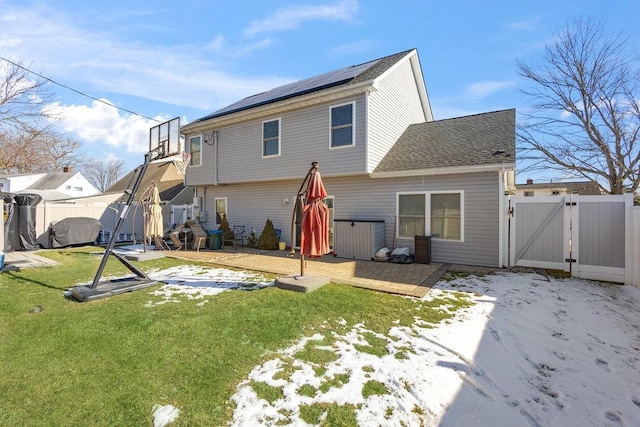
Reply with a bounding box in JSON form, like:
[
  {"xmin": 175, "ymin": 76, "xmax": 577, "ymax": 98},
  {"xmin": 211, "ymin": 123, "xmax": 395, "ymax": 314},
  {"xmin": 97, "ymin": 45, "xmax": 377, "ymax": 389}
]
[
  {"xmin": 145, "ymin": 265, "xmax": 274, "ymax": 307},
  {"xmin": 144, "ymin": 265, "xmax": 640, "ymax": 426}
]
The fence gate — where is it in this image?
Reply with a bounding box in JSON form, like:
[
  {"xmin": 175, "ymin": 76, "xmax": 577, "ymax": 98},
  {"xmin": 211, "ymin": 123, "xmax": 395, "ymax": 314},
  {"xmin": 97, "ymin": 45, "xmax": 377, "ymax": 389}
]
[{"xmin": 509, "ymin": 194, "xmax": 631, "ymax": 283}]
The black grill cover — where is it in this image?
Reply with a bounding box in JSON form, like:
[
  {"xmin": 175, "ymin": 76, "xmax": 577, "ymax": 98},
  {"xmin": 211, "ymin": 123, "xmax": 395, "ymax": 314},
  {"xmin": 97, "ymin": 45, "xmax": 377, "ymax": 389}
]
[{"xmin": 49, "ymin": 217, "xmax": 101, "ymax": 248}]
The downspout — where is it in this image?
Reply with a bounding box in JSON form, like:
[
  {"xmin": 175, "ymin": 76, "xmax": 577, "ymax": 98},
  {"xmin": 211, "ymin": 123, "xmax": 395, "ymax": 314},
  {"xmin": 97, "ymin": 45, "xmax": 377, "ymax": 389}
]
[
  {"xmin": 499, "ymin": 167, "xmax": 506, "ymax": 267},
  {"xmin": 213, "ymin": 130, "xmax": 219, "ymax": 186}
]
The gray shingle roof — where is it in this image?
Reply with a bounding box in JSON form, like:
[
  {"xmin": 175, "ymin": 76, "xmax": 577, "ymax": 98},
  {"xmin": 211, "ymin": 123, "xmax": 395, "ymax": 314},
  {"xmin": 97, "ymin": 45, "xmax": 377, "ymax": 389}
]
[
  {"xmin": 374, "ymin": 109, "xmax": 515, "ymax": 173},
  {"xmin": 192, "ymin": 49, "xmax": 415, "ymax": 123},
  {"xmin": 27, "ymin": 172, "xmax": 75, "ymax": 190},
  {"xmin": 516, "ymin": 181, "xmax": 603, "ymax": 195}
]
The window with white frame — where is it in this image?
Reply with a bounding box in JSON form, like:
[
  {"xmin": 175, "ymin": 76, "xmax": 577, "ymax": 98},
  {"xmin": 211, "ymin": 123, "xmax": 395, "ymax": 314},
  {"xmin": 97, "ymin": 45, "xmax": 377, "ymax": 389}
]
[
  {"xmin": 397, "ymin": 192, "xmax": 463, "ymax": 241},
  {"xmin": 262, "ymin": 119, "xmax": 280, "ymax": 157},
  {"xmin": 189, "ymin": 135, "xmax": 202, "ymax": 166},
  {"xmin": 215, "ymin": 198, "xmax": 227, "ymax": 226},
  {"xmin": 330, "ymin": 102, "xmax": 354, "ymax": 148}
]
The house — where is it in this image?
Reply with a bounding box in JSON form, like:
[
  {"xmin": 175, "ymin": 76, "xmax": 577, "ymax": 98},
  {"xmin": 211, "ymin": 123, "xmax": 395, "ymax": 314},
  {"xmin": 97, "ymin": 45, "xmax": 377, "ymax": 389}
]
[
  {"xmin": 181, "ymin": 49, "xmax": 516, "ymax": 267},
  {"xmin": 3, "ymin": 167, "xmax": 100, "ymax": 201},
  {"xmin": 0, "ymin": 173, "xmax": 47, "ymax": 193},
  {"xmin": 513, "ymin": 178, "xmax": 604, "ymax": 197}
]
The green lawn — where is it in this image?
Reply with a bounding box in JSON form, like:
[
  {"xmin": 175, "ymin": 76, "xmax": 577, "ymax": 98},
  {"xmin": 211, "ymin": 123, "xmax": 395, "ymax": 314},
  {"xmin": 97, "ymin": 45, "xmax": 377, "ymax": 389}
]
[{"xmin": 0, "ymin": 247, "xmax": 466, "ymax": 426}]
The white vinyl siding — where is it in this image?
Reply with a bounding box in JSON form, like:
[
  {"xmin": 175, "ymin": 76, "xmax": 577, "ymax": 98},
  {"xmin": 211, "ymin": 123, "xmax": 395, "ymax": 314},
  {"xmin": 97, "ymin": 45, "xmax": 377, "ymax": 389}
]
[
  {"xmin": 367, "ymin": 57, "xmax": 428, "ymax": 172},
  {"xmin": 262, "ymin": 118, "xmax": 280, "ymax": 157},
  {"xmin": 330, "ymin": 102, "xmax": 355, "ymax": 148},
  {"xmin": 189, "ymin": 135, "xmax": 202, "ymax": 166},
  {"xmin": 197, "ymin": 171, "xmax": 500, "ymax": 267},
  {"xmin": 186, "ymin": 95, "xmax": 367, "ymax": 186}
]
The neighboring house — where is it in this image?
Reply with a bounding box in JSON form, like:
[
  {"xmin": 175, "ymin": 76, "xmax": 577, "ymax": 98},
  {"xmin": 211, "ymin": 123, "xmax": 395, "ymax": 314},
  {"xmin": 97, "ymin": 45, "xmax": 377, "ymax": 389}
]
[
  {"xmin": 7, "ymin": 167, "xmax": 100, "ymax": 201},
  {"xmin": 0, "ymin": 173, "xmax": 47, "ymax": 193},
  {"xmin": 181, "ymin": 49, "xmax": 516, "ymax": 267},
  {"xmin": 513, "ymin": 179, "xmax": 604, "ymax": 197}
]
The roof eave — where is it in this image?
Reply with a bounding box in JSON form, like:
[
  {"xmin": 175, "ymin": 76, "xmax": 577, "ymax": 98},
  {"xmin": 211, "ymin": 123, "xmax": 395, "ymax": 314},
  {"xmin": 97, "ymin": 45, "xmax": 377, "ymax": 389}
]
[{"xmin": 370, "ymin": 162, "xmax": 516, "ymax": 178}]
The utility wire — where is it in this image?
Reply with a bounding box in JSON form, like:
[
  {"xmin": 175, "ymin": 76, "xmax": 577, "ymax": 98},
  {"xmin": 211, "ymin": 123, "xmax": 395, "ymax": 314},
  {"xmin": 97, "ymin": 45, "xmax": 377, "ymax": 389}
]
[{"xmin": 0, "ymin": 56, "xmax": 162, "ymax": 123}]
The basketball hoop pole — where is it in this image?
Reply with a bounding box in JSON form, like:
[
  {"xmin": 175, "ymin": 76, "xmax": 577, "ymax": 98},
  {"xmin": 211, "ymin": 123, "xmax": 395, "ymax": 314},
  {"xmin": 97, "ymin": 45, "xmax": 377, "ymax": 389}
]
[{"xmin": 70, "ymin": 147, "xmax": 166, "ymax": 302}]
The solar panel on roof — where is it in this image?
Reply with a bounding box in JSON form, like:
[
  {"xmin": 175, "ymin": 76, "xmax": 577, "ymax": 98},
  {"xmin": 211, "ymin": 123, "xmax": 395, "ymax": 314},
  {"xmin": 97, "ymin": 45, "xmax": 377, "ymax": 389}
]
[{"xmin": 197, "ymin": 59, "xmax": 380, "ymax": 122}]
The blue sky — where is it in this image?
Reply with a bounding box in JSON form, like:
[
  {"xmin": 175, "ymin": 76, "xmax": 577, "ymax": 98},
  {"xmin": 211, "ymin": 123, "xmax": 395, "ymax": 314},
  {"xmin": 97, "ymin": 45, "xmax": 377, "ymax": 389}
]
[{"xmin": 1, "ymin": 0, "xmax": 639, "ymax": 181}]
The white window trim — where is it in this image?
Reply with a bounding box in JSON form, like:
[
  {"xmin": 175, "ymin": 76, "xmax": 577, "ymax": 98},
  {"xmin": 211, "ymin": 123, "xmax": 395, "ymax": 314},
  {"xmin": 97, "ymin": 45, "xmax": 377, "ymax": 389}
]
[
  {"xmin": 214, "ymin": 197, "xmax": 227, "ymax": 226},
  {"xmin": 329, "ymin": 101, "xmax": 356, "ymax": 149},
  {"xmin": 189, "ymin": 135, "xmax": 202, "ymax": 167},
  {"xmin": 261, "ymin": 118, "xmax": 281, "ymax": 158},
  {"xmin": 396, "ymin": 190, "xmax": 464, "ymax": 242}
]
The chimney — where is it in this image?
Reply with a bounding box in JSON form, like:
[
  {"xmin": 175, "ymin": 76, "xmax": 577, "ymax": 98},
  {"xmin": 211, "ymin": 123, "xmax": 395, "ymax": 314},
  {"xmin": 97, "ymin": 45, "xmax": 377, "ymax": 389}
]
[
  {"xmin": 63, "ymin": 166, "xmax": 72, "ymax": 173},
  {"xmin": 526, "ymin": 178, "xmax": 533, "ymax": 185}
]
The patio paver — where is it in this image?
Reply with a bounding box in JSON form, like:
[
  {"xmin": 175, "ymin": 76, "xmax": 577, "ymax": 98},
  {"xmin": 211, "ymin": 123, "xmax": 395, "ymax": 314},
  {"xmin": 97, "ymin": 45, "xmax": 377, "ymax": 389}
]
[{"xmin": 166, "ymin": 248, "xmax": 445, "ymax": 298}]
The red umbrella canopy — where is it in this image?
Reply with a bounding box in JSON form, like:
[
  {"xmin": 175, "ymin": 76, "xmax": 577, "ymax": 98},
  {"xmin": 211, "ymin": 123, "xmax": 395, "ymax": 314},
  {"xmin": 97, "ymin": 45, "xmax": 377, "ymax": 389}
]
[{"xmin": 300, "ymin": 169, "xmax": 330, "ymax": 258}]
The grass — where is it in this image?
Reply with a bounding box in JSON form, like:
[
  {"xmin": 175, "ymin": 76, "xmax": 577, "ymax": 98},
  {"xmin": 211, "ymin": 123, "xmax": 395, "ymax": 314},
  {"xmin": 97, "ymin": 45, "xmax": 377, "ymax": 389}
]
[
  {"xmin": 362, "ymin": 380, "xmax": 389, "ymax": 398},
  {"xmin": 0, "ymin": 247, "xmax": 471, "ymax": 426}
]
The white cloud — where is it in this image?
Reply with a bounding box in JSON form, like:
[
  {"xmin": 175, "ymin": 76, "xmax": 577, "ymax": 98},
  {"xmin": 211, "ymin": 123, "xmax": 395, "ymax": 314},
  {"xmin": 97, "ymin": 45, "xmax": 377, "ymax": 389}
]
[
  {"xmin": 244, "ymin": 0, "xmax": 359, "ymax": 38},
  {"xmin": 49, "ymin": 99, "xmax": 166, "ymax": 154},
  {"xmin": 0, "ymin": 4, "xmax": 291, "ymax": 112},
  {"xmin": 465, "ymin": 80, "xmax": 516, "ymax": 99}
]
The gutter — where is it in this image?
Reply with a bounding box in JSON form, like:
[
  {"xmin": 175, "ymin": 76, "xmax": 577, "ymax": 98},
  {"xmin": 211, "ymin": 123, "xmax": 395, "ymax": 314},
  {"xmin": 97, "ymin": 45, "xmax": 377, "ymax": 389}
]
[{"xmin": 370, "ymin": 162, "xmax": 516, "ymax": 178}]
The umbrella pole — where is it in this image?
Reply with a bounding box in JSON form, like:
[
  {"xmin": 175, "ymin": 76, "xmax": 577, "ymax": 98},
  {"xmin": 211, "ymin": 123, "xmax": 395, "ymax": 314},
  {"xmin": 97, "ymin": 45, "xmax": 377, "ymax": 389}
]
[{"xmin": 290, "ymin": 162, "xmax": 318, "ymax": 277}]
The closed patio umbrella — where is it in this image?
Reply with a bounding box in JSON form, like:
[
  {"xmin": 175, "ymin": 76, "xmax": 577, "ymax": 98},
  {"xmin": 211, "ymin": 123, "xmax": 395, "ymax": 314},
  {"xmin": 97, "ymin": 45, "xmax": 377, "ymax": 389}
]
[
  {"xmin": 146, "ymin": 184, "xmax": 164, "ymax": 248},
  {"xmin": 299, "ymin": 163, "xmax": 330, "ymax": 276}
]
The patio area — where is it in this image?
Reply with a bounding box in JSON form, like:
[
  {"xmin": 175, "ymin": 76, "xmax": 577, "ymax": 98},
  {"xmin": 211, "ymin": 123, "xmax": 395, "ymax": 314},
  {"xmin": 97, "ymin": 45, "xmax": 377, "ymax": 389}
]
[{"xmin": 166, "ymin": 247, "xmax": 480, "ymax": 298}]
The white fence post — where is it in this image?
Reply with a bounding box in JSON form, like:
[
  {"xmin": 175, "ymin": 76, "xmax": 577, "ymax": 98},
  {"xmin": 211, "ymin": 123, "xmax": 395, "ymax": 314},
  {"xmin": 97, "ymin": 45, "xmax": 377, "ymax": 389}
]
[{"xmin": 632, "ymin": 206, "xmax": 640, "ymax": 287}]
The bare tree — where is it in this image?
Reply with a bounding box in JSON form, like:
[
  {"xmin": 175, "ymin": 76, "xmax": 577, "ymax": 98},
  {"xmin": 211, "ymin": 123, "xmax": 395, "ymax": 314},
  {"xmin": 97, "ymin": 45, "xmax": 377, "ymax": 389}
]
[
  {"xmin": 517, "ymin": 17, "xmax": 640, "ymax": 194},
  {"xmin": 81, "ymin": 158, "xmax": 126, "ymax": 192},
  {"xmin": 0, "ymin": 59, "xmax": 55, "ymax": 133},
  {"xmin": 0, "ymin": 129, "xmax": 82, "ymax": 174},
  {"xmin": 0, "ymin": 59, "xmax": 84, "ymax": 175}
]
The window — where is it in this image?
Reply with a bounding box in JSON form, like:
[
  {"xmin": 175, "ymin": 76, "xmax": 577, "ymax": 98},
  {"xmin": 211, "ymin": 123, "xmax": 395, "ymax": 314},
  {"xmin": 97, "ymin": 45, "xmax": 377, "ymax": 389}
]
[
  {"xmin": 398, "ymin": 194, "xmax": 426, "ymax": 238},
  {"xmin": 430, "ymin": 193, "xmax": 461, "ymax": 240},
  {"xmin": 189, "ymin": 136, "xmax": 202, "ymax": 166},
  {"xmin": 524, "ymin": 191, "xmax": 535, "ymax": 197},
  {"xmin": 215, "ymin": 198, "xmax": 227, "ymax": 226},
  {"xmin": 262, "ymin": 119, "xmax": 280, "ymax": 157},
  {"xmin": 330, "ymin": 102, "xmax": 354, "ymax": 148},
  {"xmin": 397, "ymin": 192, "xmax": 463, "ymax": 241}
]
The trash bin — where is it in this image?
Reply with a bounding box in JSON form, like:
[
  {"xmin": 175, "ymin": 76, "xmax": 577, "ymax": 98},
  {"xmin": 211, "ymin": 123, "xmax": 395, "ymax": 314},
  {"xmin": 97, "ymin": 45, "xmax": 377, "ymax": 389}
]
[
  {"xmin": 207, "ymin": 230, "xmax": 223, "ymax": 250},
  {"xmin": 414, "ymin": 235, "xmax": 431, "ymax": 264}
]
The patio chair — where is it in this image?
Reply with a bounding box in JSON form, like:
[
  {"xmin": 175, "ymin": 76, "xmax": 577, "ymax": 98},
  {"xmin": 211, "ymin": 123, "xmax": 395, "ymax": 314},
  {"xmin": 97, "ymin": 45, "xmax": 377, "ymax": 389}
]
[
  {"xmin": 187, "ymin": 221, "xmax": 207, "ymax": 251},
  {"xmin": 168, "ymin": 223, "xmax": 185, "ymax": 250},
  {"xmin": 232, "ymin": 225, "xmax": 245, "ymax": 248},
  {"xmin": 222, "ymin": 228, "xmax": 238, "ymax": 250}
]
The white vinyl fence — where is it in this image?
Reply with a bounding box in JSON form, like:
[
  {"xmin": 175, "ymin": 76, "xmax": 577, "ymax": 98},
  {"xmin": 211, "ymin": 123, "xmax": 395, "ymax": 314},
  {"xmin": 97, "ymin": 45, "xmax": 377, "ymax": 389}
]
[
  {"xmin": 28, "ymin": 201, "xmax": 192, "ymax": 248},
  {"xmin": 509, "ymin": 193, "xmax": 639, "ymax": 286}
]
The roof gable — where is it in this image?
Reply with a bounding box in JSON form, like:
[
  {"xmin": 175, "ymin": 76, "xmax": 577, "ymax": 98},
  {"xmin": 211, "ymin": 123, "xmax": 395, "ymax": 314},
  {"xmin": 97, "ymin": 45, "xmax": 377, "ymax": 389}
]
[
  {"xmin": 188, "ymin": 49, "xmax": 416, "ymax": 125},
  {"xmin": 374, "ymin": 109, "xmax": 516, "ymax": 174}
]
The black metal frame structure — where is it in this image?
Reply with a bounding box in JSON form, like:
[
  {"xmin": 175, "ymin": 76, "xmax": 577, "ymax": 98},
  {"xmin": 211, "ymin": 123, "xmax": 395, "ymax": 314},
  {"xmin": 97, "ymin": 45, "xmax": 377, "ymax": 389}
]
[{"xmin": 71, "ymin": 146, "xmax": 165, "ymax": 302}]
